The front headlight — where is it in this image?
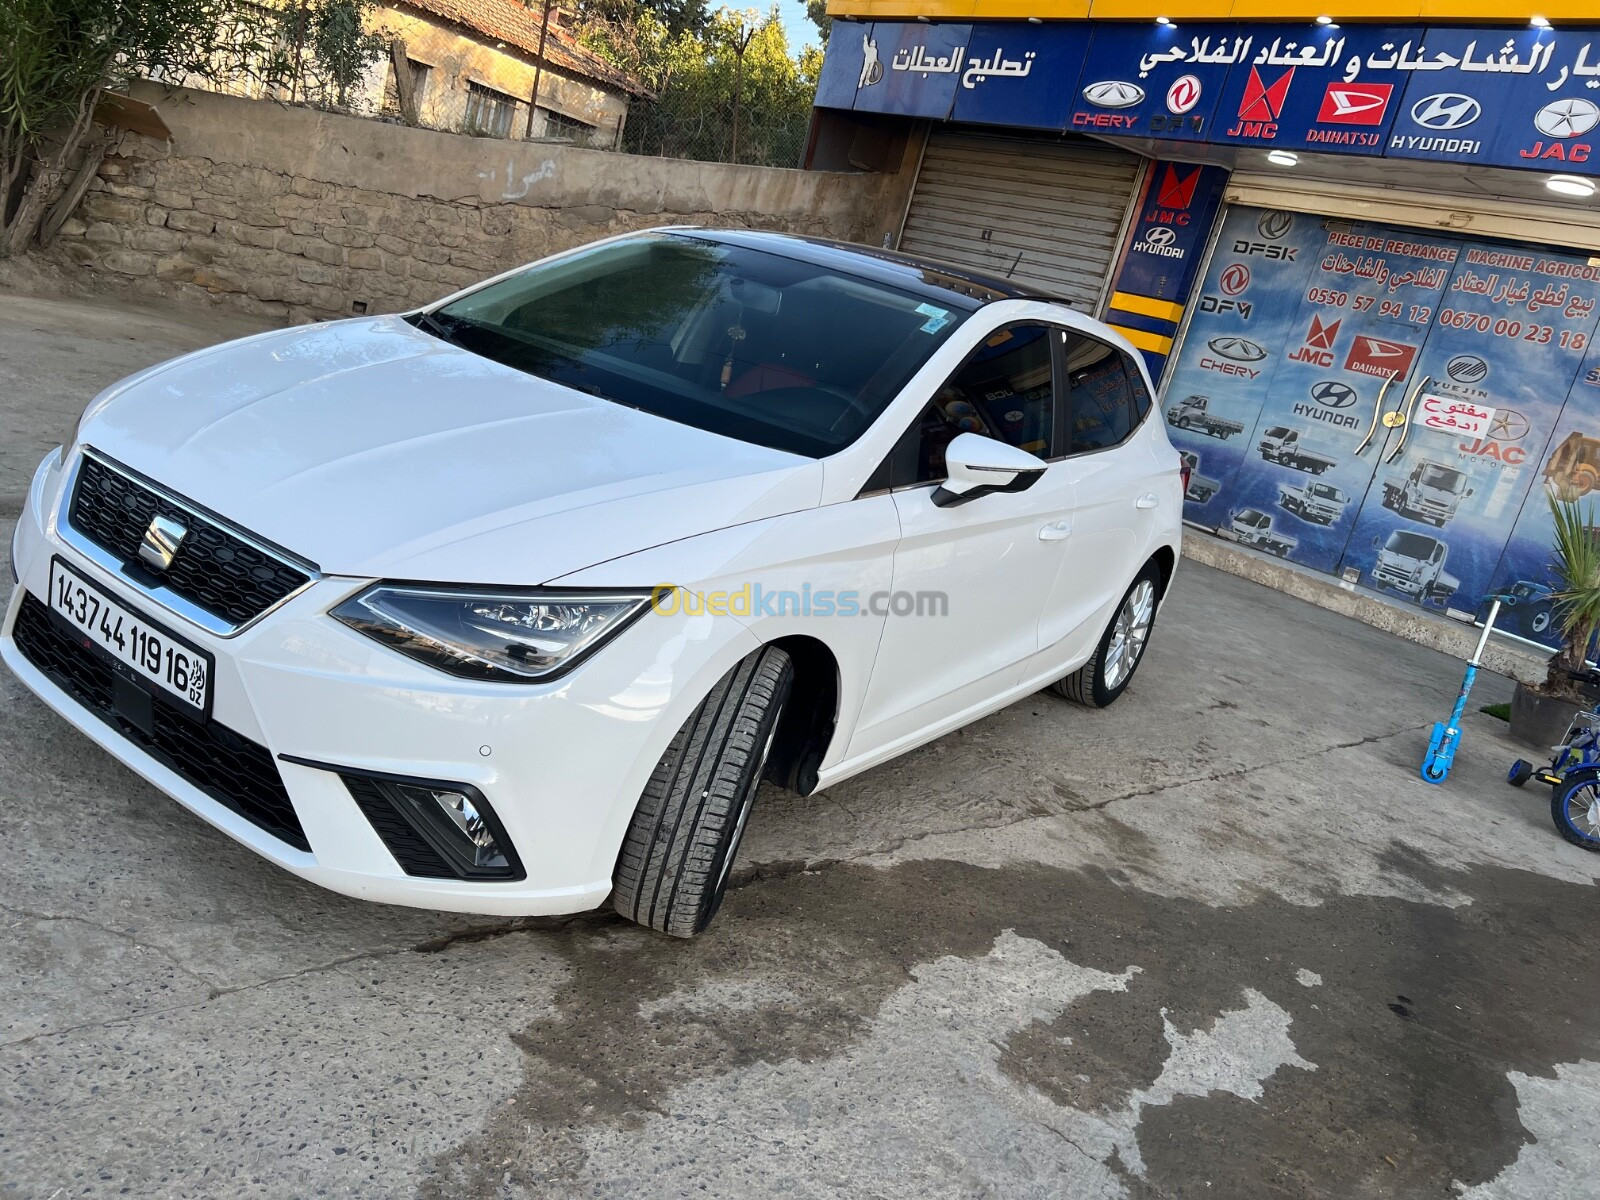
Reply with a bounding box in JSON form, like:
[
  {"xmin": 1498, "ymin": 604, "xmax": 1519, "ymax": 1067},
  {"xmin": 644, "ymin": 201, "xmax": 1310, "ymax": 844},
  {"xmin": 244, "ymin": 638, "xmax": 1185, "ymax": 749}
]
[{"xmin": 331, "ymin": 584, "xmax": 653, "ymax": 682}]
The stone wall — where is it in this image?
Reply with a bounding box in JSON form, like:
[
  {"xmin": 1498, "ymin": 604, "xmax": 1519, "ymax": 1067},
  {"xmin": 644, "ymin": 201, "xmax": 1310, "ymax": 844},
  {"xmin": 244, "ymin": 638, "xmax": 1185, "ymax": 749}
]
[{"xmin": 52, "ymin": 83, "xmax": 913, "ymax": 324}]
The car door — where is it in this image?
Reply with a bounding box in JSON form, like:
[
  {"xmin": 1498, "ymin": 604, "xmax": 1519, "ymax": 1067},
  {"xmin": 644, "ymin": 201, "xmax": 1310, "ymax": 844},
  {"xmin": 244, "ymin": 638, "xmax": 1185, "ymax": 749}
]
[
  {"xmin": 1028, "ymin": 331, "xmax": 1171, "ymax": 682},
  {"xmin": 847, "ymin": 322, "xmax": 1078, "ymax": 759}
]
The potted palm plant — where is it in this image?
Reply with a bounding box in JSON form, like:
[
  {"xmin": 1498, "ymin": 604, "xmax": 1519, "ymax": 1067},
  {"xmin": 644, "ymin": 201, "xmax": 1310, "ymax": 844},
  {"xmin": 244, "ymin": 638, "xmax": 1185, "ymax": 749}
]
[{"xmin": 1508, "ymin": 491, "xmax": 1600, "ymax": 749}]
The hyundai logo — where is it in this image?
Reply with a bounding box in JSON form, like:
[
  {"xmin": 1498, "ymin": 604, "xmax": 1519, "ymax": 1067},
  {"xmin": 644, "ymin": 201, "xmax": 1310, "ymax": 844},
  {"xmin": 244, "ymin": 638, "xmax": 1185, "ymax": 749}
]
[
  {"xmin": 1208, "ymin": 336, "xmax": 1267, "ymax": 363},
  {"xmin": 1447, "ymin": 354, "xmax": 1490, "ymax": 384},
  {"xmin": 1535, "ymin": 98, "xmax": 1600, "ymax": 139},
  {"xmin": 1143, "ymin": 227, "xmax": 1177, "ymax": 247},
  {"xmin": 1310, "ymin": 381, "xmax": 1358, "ymax": 409},
  {"xmin": 1411, "ymin": 93, "xmax": 1482, "ymax": 131},
  {"xmin": 1257, "ymin": 211, "xmax": 1293, "ymax": 241},
  {"xmin": 1082, "ymin": 81, "xmax": 1146, "ymax": 109}
]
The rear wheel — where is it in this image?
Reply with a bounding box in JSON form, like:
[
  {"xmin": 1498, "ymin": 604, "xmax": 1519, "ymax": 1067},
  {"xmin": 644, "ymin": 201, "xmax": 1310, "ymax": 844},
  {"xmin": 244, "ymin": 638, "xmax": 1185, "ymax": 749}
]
[
  {"xmin": 612, "ymin": 646, "xmax": 794, "ymax": 937},
  {"xmin": 1551, "ymin": 770, "xmax": 1600, "ymax": 852},
  {"xmin": 1052, "ymin": 564, "xmax": 1162, "ymax": 708}
]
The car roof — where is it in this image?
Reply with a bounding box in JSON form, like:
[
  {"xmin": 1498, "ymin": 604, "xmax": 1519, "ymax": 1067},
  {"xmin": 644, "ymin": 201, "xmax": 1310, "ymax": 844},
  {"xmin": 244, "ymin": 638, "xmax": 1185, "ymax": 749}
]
[{"xmin": 678, "ymin": 229, "xmax": 1067, "ymax": 311}]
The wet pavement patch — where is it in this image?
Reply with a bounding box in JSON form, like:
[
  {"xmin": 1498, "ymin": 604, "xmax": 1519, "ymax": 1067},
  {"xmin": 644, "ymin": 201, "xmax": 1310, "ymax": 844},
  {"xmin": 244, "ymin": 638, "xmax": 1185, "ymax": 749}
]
[{"xmin": 427, "ymin": 849, "xmax": 1600, "ymax": 1199}]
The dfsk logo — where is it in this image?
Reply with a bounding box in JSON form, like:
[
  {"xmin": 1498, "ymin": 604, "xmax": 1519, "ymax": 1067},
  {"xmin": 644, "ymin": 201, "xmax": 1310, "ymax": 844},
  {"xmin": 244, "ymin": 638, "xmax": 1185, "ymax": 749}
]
[
  {"xmin": 1317, "ymin": 83, "xmax": 1393, "ymax": 125},
  {"xmin": 1289, "ymin": 315, "xmax": 1342, "ymax": 366},
  {"xmin": 1227, "ymin": 67, "xmax": 1294, "ymax": 139},
  {"xmin": 1344, "ymin": 336, "xmax": 1418, "ymax": 380}
]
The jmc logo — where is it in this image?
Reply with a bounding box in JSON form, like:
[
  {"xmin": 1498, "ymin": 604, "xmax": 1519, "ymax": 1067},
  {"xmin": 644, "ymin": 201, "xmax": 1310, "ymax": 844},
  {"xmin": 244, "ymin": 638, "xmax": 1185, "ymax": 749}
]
[
  {"xmin": 1288, "ymin": 315, "xmax": 1341, "ymax": 366},
  {"xmin": 1143, "ymin": 165, "xmax": 1202, "ymax": 226}
]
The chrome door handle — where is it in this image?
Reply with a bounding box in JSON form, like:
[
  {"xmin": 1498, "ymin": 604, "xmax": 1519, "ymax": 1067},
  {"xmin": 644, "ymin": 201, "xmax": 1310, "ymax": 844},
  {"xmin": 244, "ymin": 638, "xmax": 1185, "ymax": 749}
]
[
  {"xmin": 1038, "ymin": 520, "xmax": 1071, "ymax": 541},
  {"xmin": 1135, "ymin": 494, "xmax": 1160, "ymax": 510},
  {"xmin": 1353, "ymin": 372, "xmax": 1398, "ymax": 457},
  {"xmin": 1385, "ymin": 375, "xmax": 1432, "ymax": 464}
]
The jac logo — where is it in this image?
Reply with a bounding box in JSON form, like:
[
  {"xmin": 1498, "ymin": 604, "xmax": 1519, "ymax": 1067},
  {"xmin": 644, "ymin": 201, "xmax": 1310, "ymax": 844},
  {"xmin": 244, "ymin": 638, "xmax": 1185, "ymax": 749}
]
[
  {"xmin": 1232, "ymin": 239, "xmax": 1298, "ymax": 261},
  {"xmin": 1344, "ymin": 336, "xmax": 1418, "ymax": 380},
  {"xmin": 1220, "ymin": 263, "xmax": 1251, "ymax": 295},
  {"xmin": 1200, "ymin": 296, "xmax": 1254, "ymax": 319},
  {"xmin": 1523, "ymin": 98, "xmax": 1599, "ymax": 162},
  {"xmin": 1447, "ymin": 354, "xmax": 1490, "ymax": 384},
  {"xmin": 1461, "ymin": 408, "xmax": 1532, "ymax": 465},
  {"xmin": 1227, "ymin": 67, "xmax": 1294, "ymax": 139},
  {"xmin": 1289, "ymin": 314, "xmax": 1342, "ymax": 365},
  {"xmin": 1310, "ymin": 380, "xmax": 1358, "ymax": 409}
]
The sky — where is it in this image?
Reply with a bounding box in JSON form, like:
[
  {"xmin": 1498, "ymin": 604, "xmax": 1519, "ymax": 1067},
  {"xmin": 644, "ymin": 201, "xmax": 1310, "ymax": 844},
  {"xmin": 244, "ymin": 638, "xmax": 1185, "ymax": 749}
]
[{"xmin": 773, "ymin": 0, "xmax": 823, "ymax": 53}]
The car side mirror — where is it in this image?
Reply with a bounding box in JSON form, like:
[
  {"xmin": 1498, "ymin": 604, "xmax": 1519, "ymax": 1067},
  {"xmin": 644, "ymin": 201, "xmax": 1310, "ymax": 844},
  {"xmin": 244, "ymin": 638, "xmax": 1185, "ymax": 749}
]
[
  {"xmin": 1372, "ymin": 536, "xmax": 1382, "ymax": 551},
  {"xmin": 1466, "ymin": 487, "xmax": 1475, "ymax": 497},
  {"xmin": 932, "ymin": 432, "xmax": 1048, "ymax": 508}
]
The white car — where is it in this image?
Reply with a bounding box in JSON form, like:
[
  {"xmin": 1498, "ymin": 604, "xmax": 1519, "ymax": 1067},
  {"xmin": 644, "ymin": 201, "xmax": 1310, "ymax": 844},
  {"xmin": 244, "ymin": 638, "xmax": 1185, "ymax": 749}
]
[{"xmin": 4, "ymin": 230, "xmax": 1182, "ymax": 936}]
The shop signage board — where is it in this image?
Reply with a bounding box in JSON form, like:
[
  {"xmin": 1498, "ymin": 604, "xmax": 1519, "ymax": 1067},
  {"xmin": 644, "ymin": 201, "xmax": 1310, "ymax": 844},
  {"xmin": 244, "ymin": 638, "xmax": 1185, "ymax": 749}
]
[
  {"xmin": 1162, "ymin": 206, "xmax": 1600, "ymax": 627},
  {"xmin": 815, "ymin": 19, "xmax": 1600, "ymax": 174}
]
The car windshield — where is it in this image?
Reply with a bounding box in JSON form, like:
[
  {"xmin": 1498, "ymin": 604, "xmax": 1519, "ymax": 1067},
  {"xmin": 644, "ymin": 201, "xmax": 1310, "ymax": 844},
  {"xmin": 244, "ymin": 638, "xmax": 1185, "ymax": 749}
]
[
  {"xmin": 1308, "ymin": 483, "xmax": 1340, "ymax": 500},
  {"xmin": 1238, "ymin": 510, "xmax": 1267, "ymax": 526},
  {"xmin": 1385, "ymin": 531, "xmax": 1436, "ymax": 558},
  {"xmin": 415, "ymin": 233, "xmax": 974, "ymax": 457},
  {"xmin": 1419, "ymin": 465, "xmax": 1465, "ymax": 490}
]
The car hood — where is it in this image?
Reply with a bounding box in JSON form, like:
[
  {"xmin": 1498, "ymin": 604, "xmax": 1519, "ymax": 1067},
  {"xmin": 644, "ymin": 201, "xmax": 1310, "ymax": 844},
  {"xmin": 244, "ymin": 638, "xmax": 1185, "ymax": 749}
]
[{"xmin": 78, "ymin": 316, "xmax": 822, "ymax": 583}]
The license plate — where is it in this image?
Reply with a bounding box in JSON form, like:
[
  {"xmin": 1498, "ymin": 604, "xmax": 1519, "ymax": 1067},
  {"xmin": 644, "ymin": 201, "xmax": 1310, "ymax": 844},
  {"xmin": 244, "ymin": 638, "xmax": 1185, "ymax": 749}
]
[{"xmin": 46, "ymin": 557, "xmax": 213, "ymax": 713}]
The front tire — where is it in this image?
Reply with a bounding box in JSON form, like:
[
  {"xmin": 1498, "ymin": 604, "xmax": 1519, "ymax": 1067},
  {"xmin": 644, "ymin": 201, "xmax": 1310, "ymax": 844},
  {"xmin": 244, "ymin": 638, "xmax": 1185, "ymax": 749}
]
[
  {"xmin": 612, "ymin": 645, "xmax": 794, "ymax": 937},
  {"xmin": 1052, "ymin": 564, "xmax": 1162, "ymax": 708},
  {"xmin": 1551, "ymin": 770, "xmax": 1600, "ymax": 852}
]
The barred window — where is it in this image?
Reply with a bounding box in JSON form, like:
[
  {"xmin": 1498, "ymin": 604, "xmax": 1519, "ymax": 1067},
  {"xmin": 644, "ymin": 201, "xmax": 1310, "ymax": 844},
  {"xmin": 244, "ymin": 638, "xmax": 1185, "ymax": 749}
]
[
  {"xmin": 536, "ymin": 106, "xmax": 599, "ymax": 147},
  {"xmin": 464, "ymin": 82, "xmax": 519, "ymax": 138}
]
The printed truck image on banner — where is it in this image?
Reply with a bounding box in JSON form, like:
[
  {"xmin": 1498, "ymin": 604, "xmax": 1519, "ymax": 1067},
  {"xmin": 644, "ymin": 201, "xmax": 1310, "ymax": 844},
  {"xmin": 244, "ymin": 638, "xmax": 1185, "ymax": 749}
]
[{"xmin": 1165, "ymin": 206, "xmax": 1600, "ymax": 621}]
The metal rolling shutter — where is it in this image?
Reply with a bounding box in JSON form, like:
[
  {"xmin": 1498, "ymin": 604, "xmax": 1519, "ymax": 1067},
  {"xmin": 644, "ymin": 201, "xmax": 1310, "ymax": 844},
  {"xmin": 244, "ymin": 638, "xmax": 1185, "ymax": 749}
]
[{"xmin": 898, "ymin": 132, "xmax": 1142, "ymax": 310}]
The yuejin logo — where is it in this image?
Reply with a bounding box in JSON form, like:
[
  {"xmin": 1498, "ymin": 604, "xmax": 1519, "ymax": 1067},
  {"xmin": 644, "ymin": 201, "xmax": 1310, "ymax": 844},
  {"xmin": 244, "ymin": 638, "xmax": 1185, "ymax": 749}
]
[
  {"xmin": 1447, "ymin": 354, "xmax": 1490, "ymax": 384},
  {"xmin": 1289, "ymin": 314, "xmax": 1342, "ymax": 366},
  {"xmin": 1318, "ymin": 83, "xmax": 1394, "ymax": 125},
  {"xmin": 1344, "ymin": 336, "xmax": 1418, "ymax": 380},
  {"xmin": 1229, "ymin": 67, "xmax": 1294, "ymax": 139},
  {"xmin": 1411, "ymin": 93, "xmax": 1480, "ymax": 131},
  {"xmin": 1310, "ymin": 380, "xmax": 1359, "ymax": 409},
  {"xmin": 1220, "ymin": 263, "xmax": 1251, "ymax": 296},
  {"xmin": 1167, "ymin": 75, "xmax": 1202, "ymax": 115}
]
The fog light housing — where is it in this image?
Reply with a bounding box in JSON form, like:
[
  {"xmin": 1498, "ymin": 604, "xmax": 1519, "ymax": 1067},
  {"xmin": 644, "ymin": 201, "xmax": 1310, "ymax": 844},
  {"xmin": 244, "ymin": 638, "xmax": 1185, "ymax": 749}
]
[
  {"xmin": 282, "ymin": 756, "xmax": 526, "ymax": 881},
  {"xmin": 392, "ymin": 782, "xmax": 515, "ymax": 877}
]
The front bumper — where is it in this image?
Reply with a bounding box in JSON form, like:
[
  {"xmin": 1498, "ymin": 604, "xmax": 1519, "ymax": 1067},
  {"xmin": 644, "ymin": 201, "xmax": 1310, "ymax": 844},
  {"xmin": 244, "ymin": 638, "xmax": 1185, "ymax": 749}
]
[{"xmin": 3, "ymin": 450, "xmax": 758, "ymax": 915}]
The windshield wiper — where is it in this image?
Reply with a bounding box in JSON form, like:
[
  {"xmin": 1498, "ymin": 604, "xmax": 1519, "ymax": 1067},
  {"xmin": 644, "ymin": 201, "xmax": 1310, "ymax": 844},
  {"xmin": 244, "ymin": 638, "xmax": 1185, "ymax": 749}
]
[{"xmin": 412, "ymin": 310, "xmax": 462, "ymax": 345}]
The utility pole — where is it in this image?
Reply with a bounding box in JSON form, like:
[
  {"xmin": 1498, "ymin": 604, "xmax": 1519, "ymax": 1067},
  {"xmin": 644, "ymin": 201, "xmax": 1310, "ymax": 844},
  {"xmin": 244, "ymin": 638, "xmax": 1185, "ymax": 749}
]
[
  {"xmin": 728, "ymin": 21, "xmax": 754, "ymax": 164},
  {"xmin": 524, "ymin": 0, "xmax": 555, "ymax": 138}
]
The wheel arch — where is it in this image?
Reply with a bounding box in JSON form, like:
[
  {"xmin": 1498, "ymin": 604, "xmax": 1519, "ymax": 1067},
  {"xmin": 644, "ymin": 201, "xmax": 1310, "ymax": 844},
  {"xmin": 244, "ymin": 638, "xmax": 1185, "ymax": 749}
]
[
  {"xmin": 761, "ymin": 634, "xmax": 840, "ymax": 797},
  {"xmin": 1149, "ymin": 543, "xmax": 1178, "ymax": 600}
]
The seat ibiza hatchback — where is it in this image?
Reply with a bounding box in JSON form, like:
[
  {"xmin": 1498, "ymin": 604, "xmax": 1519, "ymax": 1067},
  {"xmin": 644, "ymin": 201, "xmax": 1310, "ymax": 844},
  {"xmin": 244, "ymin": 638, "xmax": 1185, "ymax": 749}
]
[{"xmin": 4, "ymin": 230, "xmax": 1182, "ymax": 936}]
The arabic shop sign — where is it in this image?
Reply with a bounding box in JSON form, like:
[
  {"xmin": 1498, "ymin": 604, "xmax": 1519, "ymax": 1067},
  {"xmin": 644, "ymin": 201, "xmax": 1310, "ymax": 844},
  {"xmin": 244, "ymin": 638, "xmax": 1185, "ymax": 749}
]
[
  {"xmin": 814, "ymin": 19, "xmax": 1600, "ymax": 175},
  {"xmin": 1420, "ymin": 396, "xmax": 1496, "ymax": 438}
]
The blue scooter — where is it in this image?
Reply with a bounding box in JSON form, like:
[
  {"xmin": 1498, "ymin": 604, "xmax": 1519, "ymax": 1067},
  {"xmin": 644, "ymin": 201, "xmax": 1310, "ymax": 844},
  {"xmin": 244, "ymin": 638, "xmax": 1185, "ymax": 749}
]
[{"xmin": 1420, "ymin": 595, "xmax": 1504, "ymax": 784}]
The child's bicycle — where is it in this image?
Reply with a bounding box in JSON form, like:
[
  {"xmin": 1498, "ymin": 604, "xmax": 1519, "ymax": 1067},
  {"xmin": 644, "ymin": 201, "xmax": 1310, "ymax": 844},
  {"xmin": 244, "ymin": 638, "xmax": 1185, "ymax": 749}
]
[{"xmin": 1508, "ymin": 707, "xmax": 1600, "ymax": 852}]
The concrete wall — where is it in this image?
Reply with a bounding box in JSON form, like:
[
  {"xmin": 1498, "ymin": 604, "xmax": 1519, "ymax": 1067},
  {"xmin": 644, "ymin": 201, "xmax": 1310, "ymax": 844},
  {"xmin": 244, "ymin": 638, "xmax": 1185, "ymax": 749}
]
[{"xmin": 53, "ymin": 83, "xmax": 912, "ymax": 324}]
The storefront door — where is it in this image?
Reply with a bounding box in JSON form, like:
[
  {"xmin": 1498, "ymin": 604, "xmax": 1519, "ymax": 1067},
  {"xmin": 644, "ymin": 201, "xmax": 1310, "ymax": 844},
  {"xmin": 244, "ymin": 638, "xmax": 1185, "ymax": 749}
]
[{"xmin": 1164, "ymin": 205, "xmax": 1600, "ymax": 622}]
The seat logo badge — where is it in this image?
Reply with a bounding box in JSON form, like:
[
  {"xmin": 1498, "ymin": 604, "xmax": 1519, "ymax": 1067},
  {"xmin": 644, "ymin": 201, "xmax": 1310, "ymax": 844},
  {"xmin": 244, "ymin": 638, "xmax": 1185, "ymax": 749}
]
[{"xmin": 138, "ymin": 514, "xmax": 188, "ymax": 573}]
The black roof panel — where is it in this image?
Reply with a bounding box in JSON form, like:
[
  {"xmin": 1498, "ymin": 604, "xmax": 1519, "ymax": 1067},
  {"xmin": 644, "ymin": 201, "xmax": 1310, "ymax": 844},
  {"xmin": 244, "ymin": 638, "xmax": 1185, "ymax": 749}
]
[{"xmin": 679, "ymin": 229, "xmax": 1068, "ymax": 310}]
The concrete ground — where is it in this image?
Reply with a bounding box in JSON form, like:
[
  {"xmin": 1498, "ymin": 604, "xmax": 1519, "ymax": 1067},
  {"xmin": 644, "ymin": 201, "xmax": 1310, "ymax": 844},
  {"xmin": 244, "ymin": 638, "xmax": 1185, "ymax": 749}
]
[{"xmin": 3, "ymin": 294, "xmax": 1599, "ymax": 1200}]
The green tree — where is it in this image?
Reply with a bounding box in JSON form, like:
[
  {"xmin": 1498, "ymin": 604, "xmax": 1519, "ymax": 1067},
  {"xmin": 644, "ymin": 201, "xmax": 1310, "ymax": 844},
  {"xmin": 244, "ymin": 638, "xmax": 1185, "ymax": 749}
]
[{"xmin": 805, "ymin": 0, "xmax": 831, "ymax": 44}]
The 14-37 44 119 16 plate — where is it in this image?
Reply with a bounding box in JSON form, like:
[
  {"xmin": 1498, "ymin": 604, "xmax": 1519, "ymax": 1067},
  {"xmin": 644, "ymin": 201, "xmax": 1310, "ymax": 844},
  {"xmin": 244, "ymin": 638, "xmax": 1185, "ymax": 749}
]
[{"xmin": 46, "ymin": 556, "xmax": 212, "ymax": 713}]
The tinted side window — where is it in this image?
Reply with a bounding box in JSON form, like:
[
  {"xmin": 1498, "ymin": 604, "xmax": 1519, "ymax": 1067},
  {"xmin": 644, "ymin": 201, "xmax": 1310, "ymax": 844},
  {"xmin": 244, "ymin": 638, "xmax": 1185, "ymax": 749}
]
[
  {"xmin": 1125, "ymin": 355, "xmax": 1153, "ymax": 421},
  {"xmin": 1064, "ymin": 333, "xmax": 1136, "ymax": 454},
  {"xmin": 878, "ymin": 324, "xmax": 1058, "ymax": 488}
]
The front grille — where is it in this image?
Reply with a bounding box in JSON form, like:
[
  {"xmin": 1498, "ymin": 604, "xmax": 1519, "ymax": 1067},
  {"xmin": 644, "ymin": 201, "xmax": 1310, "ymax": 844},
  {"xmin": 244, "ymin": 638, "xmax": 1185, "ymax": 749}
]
[
  {"xmin": 69, "ymin": 454, "xmax": 311, "ymax": 628},
  {"xmin": 11, "ymin": 594, "xmax": 310, "ymax": 852}
]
